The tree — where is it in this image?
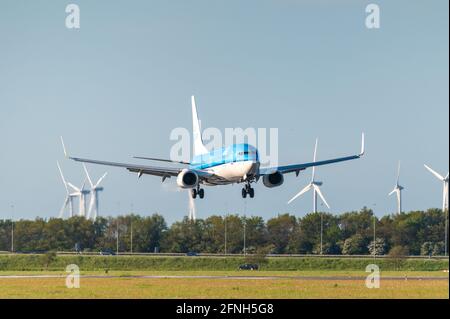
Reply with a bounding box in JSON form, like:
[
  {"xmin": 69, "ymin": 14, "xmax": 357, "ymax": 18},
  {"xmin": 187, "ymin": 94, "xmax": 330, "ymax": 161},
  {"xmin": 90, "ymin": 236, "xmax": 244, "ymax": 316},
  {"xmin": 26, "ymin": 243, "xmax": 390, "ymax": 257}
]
[
  {"xmin": 160, "ymin": 217, "xmax": 204, "ymax": 253},
  {"xmin": 339, "ymin": 208, "xmax": 374, "ymax": 239},
  {"xmin": 421, "ymin": 242, "xmax": 434, "ymax": 256},
  {"xmin": 290, "ymin": 213, "xmax": 341, "ymax": 254},
  {"xmin": 0, "ymin": 209, "xmax": 445, "ymax": 256},
  {"xmin": 266, "ymin": 214, "xmax": 297, "ymax": 254},
  {"xmin": 130, "ymin": 214, "xmax": 167, "ymax": 252},
  {"xmin": 243, "ymin": 216, "xmax": 268, "ymax": 251}
]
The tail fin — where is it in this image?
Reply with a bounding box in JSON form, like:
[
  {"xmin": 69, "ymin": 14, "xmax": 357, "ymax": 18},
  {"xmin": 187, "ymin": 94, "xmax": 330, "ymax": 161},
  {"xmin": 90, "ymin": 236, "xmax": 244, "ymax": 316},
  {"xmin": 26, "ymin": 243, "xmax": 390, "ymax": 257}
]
[{"xmin": 191, "ymin": 96, "xmax": 209, "ymax": 156}]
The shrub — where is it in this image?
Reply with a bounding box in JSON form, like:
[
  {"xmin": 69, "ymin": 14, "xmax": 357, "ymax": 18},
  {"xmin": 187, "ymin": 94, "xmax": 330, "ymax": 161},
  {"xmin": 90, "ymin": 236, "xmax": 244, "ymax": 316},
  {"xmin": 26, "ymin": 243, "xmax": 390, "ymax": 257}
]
[
  {"xmin": 387, "ymin": 246, "xmax": 410, "ymax": 270},
  {"xmin": 41, "ymin": 251, "xmax": 57, "ymax": 269},
  {"xmin": 342, "ymin": 234, "xmax": 368, "ymax": 255},
  {"xmin": 368, "ymin": 238, "xmax": 386, "ymax": 256}
]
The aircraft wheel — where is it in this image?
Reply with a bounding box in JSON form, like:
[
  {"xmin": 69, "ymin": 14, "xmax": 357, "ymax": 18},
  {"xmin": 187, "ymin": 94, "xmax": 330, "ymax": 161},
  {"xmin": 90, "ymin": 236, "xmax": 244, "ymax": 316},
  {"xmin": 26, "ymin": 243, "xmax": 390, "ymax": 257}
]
[
  {"xmin": 198, "ymin": 188, "xmax": 205, "ymax": 199},
  {"xmin": 241, "ymin": 188, "xmax": 247, "ymax": 198},
  {"xmin": 191, "ymin": 189, "xmax": 197, "ymax": 199},
  {"xmin": 248, "ymin": 188, "xmax": 255, "ymax": 198}
]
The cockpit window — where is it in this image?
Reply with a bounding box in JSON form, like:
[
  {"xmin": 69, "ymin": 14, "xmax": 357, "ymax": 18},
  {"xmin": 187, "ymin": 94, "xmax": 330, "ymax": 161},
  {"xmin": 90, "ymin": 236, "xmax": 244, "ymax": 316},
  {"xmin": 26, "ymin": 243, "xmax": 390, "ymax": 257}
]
[{"xmin": 238, "ymin": 151, "xmax": 255, "ymax": 156}]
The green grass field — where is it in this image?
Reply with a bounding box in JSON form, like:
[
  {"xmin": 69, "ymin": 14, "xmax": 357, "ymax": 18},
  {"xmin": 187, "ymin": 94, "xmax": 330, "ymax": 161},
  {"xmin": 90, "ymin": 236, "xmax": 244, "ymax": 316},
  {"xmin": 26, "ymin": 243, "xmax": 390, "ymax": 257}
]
[
  {"xmin": 0, "ymin": 255, "xmax": 447, "ymax": 299},
  {"xmin": 0, "ymin": 270, "xmax": 448, "ymax": 299}
]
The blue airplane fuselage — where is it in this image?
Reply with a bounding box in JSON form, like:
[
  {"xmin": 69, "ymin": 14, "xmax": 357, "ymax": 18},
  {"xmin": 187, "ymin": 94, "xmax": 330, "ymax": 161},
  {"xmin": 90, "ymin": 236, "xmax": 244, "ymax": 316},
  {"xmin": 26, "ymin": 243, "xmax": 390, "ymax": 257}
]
[{"xmin": 189, "ymin": 144, "xmax": 260, "ymax": 184}]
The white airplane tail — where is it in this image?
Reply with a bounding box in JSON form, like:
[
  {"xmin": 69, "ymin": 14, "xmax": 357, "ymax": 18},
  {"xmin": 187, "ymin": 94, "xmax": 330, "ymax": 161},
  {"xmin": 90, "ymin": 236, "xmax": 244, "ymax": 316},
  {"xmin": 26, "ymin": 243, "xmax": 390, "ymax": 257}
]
[{"xmin": 191, "ymin": 96, "xmax": 209, "ymax": 156}]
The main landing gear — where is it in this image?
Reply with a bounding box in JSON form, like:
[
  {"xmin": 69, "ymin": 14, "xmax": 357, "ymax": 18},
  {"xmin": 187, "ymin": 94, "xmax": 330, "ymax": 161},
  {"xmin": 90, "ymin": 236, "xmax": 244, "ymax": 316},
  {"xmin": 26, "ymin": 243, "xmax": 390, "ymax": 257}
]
[
  {"xmin": 242, "ymin": 183, "xmax": 255, "ymax": 199},
  {"xmin": 191, "ymin": 186, "xmax": 205, "ymax": 199}
]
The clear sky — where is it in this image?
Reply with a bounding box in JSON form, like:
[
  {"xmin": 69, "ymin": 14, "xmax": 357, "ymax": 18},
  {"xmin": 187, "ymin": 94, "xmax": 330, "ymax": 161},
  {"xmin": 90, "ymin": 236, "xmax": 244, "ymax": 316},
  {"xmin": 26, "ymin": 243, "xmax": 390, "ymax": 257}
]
[{"xmin": 0, "ymin": 0, "xmax": 448, "ymax": 224}]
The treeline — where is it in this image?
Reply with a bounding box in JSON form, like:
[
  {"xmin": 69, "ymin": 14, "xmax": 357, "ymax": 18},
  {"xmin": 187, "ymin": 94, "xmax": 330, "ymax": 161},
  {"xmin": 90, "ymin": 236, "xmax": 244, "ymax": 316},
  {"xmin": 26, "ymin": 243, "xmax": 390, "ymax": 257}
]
[{"xmin": 0, "ymin": 208, "xmax": 447, "ymax": 256}]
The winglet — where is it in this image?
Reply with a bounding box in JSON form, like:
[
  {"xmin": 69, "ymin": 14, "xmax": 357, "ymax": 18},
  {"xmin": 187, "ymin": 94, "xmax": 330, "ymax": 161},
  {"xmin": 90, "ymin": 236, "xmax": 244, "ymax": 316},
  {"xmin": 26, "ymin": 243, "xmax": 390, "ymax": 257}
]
[
  {"xmin": 359, "ymin": 133, "xmax": 365, "ymax": 157},
  {"xmin": 60, "ymin": 136, "xmax": 68, "ymax": 158}
]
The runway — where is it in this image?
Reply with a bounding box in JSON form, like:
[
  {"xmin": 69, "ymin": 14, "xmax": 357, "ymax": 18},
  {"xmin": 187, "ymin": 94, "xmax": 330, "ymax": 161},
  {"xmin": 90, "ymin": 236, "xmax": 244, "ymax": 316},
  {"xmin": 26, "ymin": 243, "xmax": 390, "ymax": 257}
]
[{"xmin": 0, "ymin": 274, "xmax": 448, "ymax": 281}]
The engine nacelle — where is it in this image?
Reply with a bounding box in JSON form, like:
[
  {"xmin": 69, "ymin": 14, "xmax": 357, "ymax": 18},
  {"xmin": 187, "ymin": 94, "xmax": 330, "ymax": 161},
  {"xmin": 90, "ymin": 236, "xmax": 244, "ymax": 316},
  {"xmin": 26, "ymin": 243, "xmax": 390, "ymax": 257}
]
[
  {"xmin": 176, "ymin": 169, "xmax": 199, "ymax": 189},
  {"xmin": 262, "ymin": 171, "xmax": 284, "ymax": 188}
]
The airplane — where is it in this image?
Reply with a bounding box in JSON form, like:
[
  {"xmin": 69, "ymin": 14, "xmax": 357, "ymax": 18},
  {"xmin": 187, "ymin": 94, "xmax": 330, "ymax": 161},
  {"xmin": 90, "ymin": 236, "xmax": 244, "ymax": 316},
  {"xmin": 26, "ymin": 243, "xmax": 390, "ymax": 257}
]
[{"xmin": 61, "ymin": 96, "xmax": 365, "ymax": 200}]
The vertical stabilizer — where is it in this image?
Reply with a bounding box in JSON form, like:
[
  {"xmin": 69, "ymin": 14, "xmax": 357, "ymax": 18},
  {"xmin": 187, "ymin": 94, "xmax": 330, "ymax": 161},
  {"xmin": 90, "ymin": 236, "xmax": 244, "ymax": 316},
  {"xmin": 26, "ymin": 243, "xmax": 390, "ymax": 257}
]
[{"xmin": 191, "ymin": 96, "xmax": 209, "ymax": 156}]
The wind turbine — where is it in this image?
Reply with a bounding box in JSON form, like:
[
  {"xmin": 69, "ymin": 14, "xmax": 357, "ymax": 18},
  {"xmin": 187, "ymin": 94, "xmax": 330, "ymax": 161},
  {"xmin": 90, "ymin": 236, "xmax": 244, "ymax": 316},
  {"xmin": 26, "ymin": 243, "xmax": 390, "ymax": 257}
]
[
  {"xmin": 57, "ymin": 161, "xmax": 77, "ymax": 218},
  {"xmin": 288, "ymin": 138, "xmax": 330, "ymax": 212},
  {"xmin": 66, "ymin": 179, "xmax": 90, "ymax": 217},
  {"xmin": 424, "ymin": 164, "xmax": 449, "ymax": 212},
  {"xmin": 424, "ymin": 164, "xmax": 449, "ymax": 256},
  {"xmin": 389, "ymin": 161, "xmax": 404, "ymax": 214},
  {"xmin": 83, "ymin": 164, "xmax": 108, "ymax": 221}
]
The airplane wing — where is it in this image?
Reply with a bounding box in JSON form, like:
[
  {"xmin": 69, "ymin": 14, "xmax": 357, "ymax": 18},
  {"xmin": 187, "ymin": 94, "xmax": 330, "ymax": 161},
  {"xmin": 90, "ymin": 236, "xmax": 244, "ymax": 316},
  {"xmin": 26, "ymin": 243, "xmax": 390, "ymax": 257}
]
[
  {"xmin": 60, "ymin": 137, "xmax": 208, "ymax": 180},
  {"xmin": 67, "ymin": 155, "xmax": 216, "ymax": 182},
  {"xmin": 68, "ymin": 156, "xmax": 182, "ymax": 178},
  {"xmin": 260, "ymin": 133, "xmax": 365, "ymax": 176}
]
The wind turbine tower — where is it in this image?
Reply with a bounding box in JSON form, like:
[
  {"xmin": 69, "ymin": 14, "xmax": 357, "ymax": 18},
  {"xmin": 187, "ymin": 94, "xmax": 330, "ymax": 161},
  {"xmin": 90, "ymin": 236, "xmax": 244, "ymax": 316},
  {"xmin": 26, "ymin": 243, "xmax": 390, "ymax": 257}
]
[
  {"xmin": 188, "ymin": 190, "xmax": 197, "ymax": 221},
  {"xmin": 66, "ymin": 180, "xmax": 90, "ymax": 217},
  {"xmin": 83, "ymin": 164, "xmax": 108, "ymax": 221},
  {"xmin": 389, "ymin": 161, "xmax": 404, "ymax": 214},
  {"xmin": 288, "ymin": 138, "xmax": 330, "ymax": 212}
]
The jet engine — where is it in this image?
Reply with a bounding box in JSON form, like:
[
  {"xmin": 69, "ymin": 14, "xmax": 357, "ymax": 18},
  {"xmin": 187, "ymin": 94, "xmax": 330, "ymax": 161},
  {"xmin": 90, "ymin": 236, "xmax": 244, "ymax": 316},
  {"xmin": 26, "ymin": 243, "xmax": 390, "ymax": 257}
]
[
  {"xmin": 176, "ymin": 169, "xmax": 199, "ymax": 189},
  {"xmin": 262, "ymin": 171, "xmax": 284, "ymax": 188}
]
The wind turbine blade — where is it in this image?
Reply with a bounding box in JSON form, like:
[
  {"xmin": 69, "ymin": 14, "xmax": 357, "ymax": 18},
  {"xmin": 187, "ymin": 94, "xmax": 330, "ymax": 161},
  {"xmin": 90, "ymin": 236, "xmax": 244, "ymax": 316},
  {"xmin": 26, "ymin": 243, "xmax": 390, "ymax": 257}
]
[
  {"xmin": 388, "ymin": 188, "xmax": 397, "ymax": 196},
  {"xmin": 313, "ymin": 184, "xmax": 330, "ymax": 209},
  {"xmin": 424, "ymin": 164, "xmax": 444, "ymax": 181},
  {"xmin": 57, "ymin": 162, "xmax": 69, "ymax": 192},
  {"xmin": 60, "ymin": 136, "xmax": 68, "ymax": 158},
  {"xmin": 80, "ymin": 179, "xmax": 87, "ymax": 191},
  {"xmin": 311, "ymin": 138, "xmax": 318, "ymax": 181},
  {"xmin": 288, "ymin": 184, "xmax": 312, "ymax": 204},
  {"xmin": 59, "ymin": 197, "xmax": 69, "ymax": 218},
  {"xmin": 83, "ymin": 164, "xmax": 94, "ymax": 188},
  {"xmin": 396, "ymin": 161, "xmax": 401, "ymax": 184},
  {"xmin": 67, "ymin": 182, "xmax": 80, "ymax": 192},
  {"xmin": 94, "ymin": 172, "xmax": 108, "ymax": 188}
]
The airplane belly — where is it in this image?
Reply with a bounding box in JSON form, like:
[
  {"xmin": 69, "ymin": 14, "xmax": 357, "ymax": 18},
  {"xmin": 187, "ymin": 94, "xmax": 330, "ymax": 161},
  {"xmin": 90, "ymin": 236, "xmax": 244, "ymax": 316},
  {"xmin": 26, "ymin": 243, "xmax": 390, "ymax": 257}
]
[{"xmin": 208, "ymin": 161, "xmax": 256, "ymax": 183}]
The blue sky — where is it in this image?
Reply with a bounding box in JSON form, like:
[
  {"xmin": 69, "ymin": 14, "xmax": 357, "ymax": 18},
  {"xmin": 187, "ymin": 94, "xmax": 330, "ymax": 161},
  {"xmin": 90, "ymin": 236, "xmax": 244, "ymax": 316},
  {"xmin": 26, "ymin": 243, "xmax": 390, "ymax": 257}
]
[{"xmin": 0, "ymin": 0, "xmax": 448, "ymax": 224}]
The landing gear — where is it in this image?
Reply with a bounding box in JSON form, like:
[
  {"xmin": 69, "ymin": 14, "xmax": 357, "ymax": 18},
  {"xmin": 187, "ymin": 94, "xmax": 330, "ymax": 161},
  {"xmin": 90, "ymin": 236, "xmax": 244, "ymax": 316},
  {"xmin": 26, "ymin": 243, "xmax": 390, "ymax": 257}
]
[
  {"xmin": 191, "ymin": 187, "xmax": 205, "ymax": 199},
  {"xmin": 242, "ymin": 183, "xmax": 255, "ymax": 199}
]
